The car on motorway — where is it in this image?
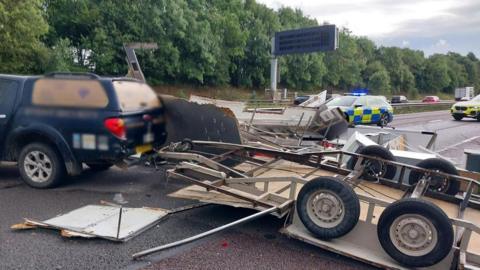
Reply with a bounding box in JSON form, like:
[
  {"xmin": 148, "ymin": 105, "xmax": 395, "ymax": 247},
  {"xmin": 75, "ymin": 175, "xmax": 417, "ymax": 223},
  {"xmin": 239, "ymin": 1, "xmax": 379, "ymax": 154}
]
[
  {"xmin": 294, "ymin": 93, "xmax": 340, "ymax": 105},
  {"xmin": 293, "ymin": 95, "xmax": 310, "ymax": 105},
  {"xmin": 391, "ymin": 95, "xmax": 409, "ymax": 103},
  {"xmin": 422, "ymin": 95, "xmax": 440, "ymax": 103},
  {"xmin": 0, "ymin": 72, "xmax": 167, "ymax": 188},
  {"xmin": 451, "ymin": 94, "xmax": 480, "ymax": 121},
  {"xmin": 326, "ymin": 95, "xmax": 394, "ymax": 126}
]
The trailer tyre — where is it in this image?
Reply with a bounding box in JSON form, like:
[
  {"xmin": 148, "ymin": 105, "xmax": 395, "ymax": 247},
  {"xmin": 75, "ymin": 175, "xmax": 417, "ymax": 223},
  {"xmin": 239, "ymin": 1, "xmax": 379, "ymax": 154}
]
[
  {"xmin": 409, "ymin": 158, "xmax": 459, "ymax": 195},
  {"xmin": 377, "ymin": 198, "xmax": 453, "ymax": 268},
  {"xmin": 347, "ymin": 145, "xmax": 397, "ymax": 181},
  {"xmin": 297, "ymin": 177, "xmax": 360, "ymax": 240}
]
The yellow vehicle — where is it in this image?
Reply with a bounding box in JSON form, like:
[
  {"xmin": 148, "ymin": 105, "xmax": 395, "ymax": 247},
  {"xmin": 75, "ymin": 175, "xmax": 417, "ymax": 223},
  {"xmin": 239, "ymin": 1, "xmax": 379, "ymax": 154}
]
[{"xmin": 451, "ymin": 94, "xmax": 480, "ymax": 121}]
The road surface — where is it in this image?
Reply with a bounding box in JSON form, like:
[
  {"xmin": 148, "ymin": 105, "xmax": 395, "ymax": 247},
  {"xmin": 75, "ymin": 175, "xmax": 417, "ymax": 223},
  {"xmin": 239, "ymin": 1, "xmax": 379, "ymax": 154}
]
[
  {"xmin": 391, "ymin": 110, "xmax": 480, "ymax": 167},
  {"xmin": 1, "ymin": 109, "xmax": 478, "ymax": 270}
]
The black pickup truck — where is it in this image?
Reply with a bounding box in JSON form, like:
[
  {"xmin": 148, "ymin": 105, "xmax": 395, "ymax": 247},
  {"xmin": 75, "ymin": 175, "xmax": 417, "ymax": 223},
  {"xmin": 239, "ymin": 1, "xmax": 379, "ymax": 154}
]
[{"xmin": 0, "ymin": 73, "xmax": 167, "ymax": 188}]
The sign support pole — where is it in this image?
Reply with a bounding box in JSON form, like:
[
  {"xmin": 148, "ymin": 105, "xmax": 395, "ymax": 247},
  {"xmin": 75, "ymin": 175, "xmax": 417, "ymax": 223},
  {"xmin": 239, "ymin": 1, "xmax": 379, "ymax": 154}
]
[{"xmin": 270, "ymin": 37, "xmax": 278, "ymax": 101}]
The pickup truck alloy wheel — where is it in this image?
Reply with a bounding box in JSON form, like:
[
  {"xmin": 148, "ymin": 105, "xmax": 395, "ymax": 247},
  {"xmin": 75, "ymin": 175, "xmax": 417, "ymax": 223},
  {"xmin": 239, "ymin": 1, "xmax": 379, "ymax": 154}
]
[
  {"xmin": 297, "ymin": 177, "xmax": 360, "ymax": 239},
  {"xmin": 24, "ymin": 151, "xmax": 53, "ymax": 183},
  {"xmin": 18, "ymin": 143, "xmax": 65, "ymax": 188}
]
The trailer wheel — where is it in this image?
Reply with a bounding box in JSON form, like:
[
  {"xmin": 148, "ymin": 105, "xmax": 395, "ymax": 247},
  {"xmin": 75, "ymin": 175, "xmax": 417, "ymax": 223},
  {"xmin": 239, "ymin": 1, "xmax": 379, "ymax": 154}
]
[
  {"xmin": 347, "ymin": 145, "xmax": 397, "ymax": 181},
  {"xmin": 409, "ymin": 158, "xmax": 459, "ymax": 195},
  {"xmin": 297, "ymin": 177, "xmax": 360, "ymax": 240},
  {"xmin": 377, "ymin": 198, "xmax": 453, "ymax": 268}
]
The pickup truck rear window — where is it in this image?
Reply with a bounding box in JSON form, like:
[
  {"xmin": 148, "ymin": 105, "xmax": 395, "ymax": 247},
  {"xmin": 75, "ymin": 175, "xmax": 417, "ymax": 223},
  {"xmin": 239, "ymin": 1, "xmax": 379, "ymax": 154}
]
[
  {"xmin": 113, "ymin": 81, "xmax": 161, "ymax": 111},
  {"xmin": 32, "ymin": 79, "xmax": 109, "ymax": 108}
]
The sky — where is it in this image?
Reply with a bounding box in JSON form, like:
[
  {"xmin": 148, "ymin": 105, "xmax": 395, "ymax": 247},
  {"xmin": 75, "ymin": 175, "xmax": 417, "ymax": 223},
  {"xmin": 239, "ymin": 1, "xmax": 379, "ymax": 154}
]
[{"xmin": 257, "ymin": 0, "xmax": 480, "ymax": 57}]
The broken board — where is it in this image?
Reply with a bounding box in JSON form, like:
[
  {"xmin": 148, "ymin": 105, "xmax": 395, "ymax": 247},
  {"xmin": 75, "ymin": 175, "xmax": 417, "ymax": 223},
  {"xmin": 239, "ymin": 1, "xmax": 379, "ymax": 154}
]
[{"xmin": 12, "ymin": 205, "xmax": 169, "ymax": 242}]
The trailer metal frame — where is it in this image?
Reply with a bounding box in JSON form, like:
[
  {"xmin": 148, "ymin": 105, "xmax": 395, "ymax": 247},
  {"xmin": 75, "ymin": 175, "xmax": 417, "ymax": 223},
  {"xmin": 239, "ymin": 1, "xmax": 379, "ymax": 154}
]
[{"xmin": 135, "ymin": 140, "xmax": 480, "ymax": 269}]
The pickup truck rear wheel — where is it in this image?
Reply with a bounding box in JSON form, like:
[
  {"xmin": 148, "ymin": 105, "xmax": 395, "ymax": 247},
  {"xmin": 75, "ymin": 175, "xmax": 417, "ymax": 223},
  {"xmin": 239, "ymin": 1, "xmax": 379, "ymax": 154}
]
[{"xmin": 18, "ymin": 143, "xmax": 66, "ymax": 188}]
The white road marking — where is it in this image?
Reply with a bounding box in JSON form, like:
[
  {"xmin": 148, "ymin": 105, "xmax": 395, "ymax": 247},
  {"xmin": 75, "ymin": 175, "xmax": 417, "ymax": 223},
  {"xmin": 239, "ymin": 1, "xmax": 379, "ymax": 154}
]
[
  {"xmin": 428, "ymin": 120, "xmax": 442, "ymax": 123},
  {"xmin": 436, "ymin": 136, "xmax": 480, "ymax": 153}
]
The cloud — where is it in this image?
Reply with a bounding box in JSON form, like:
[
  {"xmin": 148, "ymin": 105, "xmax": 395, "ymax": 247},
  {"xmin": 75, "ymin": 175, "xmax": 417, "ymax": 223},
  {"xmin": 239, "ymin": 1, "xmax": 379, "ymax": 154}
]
[
  {"xmin": 435, "ymin": 39, "xmax": 448, "ymax": 47},
  {"xmin": 257, "ymin": 0, "xmax": 480, "ymax": 56}
]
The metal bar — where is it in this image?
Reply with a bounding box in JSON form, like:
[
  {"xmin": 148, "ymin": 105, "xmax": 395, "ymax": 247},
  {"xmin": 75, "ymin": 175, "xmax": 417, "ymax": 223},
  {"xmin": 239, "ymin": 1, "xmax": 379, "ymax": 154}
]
[
  {"xmin": 426, "ymin": 132, "xmax": 438, "ymax": 150},
  {"xmin": 247, "ymin": 108, "xmax": 257, "ymax": 132},
  {"xmin": 116, "ymin": 207, "xmax": 123, "ymax": 239},
  {"xmin": 289, "ymin": 182, "xmax": 297, "ymax": 200},
  {"xmin": 274, "ymin": 183, "xmax": 293, "ymax": 195},
  {"xmin": 177, "ymin": 162, "xmax": 227, "ymax": 179},
  {"xmin": 366, "ymin": 202, "xmax": 375, "ymax": 224},
  {"xmin": 398, "ymin": 166, "xmax": 406, "ymax": 185},
  {"xmin": 159, "ymin": 152, "xmax": 247, "ymax": 178},
  {"xmin": 456, "ymin": 182, "xmax": 474, "ymax": 244},
  {"xmin": 264, "ymin": 181, "xmax": 269, "ymax": 192},
  {"xmin": 297, "ymin": 116, "xmax": 312, "ymax": 146},
  {"xmin": 303, "ymin": 168, "xmax": 320, "ymax": 178},
  {"xmin": 191, "ymin": 141, "xmax": 478, "ymax": 185},
  {"xmin": 459, "ymin": 229, "xmax": 473, "ymax": 252},
  {"xmin": 337, "ymin": 152, "xmax": 343, "ymax": 168},
  {"xmin": 294, "ymin": 112, "xmax": 305, "ymax": 136},
  {"xmin": 168, "ymin": 203, "xmax": 211, "ymax": 214},
  {"xmin": 225, "ymin": 176, "xmax": 307, "ymax": 185},
  {"xmin": 168, "ymin": 171, "xmax": 275, "ymax": 209},
  {"xmin": 211, "ymin": 149, "xmax": 238, "ymax": 162},
  {"xmin": 410, "ymin": 179, "xmax": 429, "ymax": 198},
  {"xmin": 244, "ymin": 158, "xmax": 280, "ymax": 176},
  {"xmin": 132, "ymin": 206, "xmax": 278, "ymax": 260}
]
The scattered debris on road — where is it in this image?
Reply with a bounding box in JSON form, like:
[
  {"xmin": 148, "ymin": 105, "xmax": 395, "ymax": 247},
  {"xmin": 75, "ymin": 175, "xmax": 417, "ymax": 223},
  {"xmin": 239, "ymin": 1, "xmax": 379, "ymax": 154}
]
[{"xmin": 12, "ymin": 205, "xmax": 169, "ymax": 242}]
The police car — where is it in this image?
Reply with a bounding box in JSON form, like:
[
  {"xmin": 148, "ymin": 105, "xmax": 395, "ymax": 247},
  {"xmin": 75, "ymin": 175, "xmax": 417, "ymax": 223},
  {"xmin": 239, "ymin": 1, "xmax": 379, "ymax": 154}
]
[
  {"xmin": 451, "ymin": 94, "xmax": 480, "ymax": 121},
  {"xmin": 326, "ymin": 95, "xmax": 394, "ymax": 126}
]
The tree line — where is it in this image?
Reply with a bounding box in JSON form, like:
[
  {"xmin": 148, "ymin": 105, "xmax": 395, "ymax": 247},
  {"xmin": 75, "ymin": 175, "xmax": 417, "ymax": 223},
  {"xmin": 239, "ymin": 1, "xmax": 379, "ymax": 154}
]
[{"xmin": 1, "ymin": 0, "xmax": 479, "ymax": 97}]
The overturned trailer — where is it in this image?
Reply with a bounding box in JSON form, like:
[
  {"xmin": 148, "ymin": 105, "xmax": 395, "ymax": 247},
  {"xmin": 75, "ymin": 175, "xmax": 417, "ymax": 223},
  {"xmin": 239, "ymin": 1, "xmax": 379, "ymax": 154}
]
[{"xmin": 133, "ymin": 140, "xmax": 480, "ymax": 269}]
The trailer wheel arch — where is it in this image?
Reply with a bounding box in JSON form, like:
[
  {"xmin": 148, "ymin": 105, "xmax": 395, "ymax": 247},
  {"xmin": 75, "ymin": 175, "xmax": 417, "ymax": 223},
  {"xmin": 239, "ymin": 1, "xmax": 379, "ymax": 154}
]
[
  {"xmin": 377, "ymin": 198, "xmax": 453, "ymax": 268},
  {"xmin": 296, "ymin": 176, "xmax": 360, "ymax": 240}
]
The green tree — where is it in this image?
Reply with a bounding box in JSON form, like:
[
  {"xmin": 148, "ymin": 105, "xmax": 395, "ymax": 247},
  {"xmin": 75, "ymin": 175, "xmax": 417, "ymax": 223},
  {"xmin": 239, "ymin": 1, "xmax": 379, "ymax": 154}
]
[
  {"xmin": 0, "ymin": 0, "xmax": 49, "ymax": 73},
  {"xmin": 368, "ymin": 69, "xmax": 391, "ymax": 94},
  {"xmin": 324, "ymin": 30, "xmax": 365, "ymax": 90},
  {"xmin": 424, "ymin": 55, "xmax": 451, "ymax": 92}
]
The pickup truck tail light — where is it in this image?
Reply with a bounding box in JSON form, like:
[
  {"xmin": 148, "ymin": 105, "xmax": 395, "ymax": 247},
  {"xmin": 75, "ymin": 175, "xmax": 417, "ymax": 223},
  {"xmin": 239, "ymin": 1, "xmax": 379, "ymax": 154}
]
[{"xmin": 104, "ymin": 118, "xmax": 126, "ymax": 139}]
